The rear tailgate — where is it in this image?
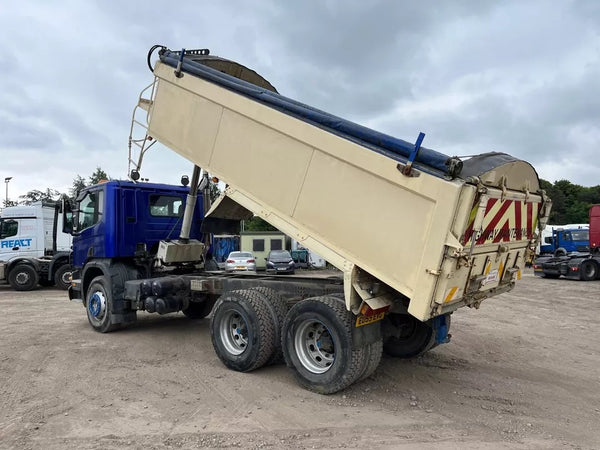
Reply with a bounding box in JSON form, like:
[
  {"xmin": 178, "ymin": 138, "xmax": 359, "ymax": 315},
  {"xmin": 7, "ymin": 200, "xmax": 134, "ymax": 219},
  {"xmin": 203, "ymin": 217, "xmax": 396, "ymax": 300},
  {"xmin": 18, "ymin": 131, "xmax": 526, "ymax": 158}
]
[
  {"xmin": 420, "ymin": 152, "xmax": 550, "ymax": 318},
  {"xmin": 432, "ymin": 187, "xmax": 543, "ymax": 313}
]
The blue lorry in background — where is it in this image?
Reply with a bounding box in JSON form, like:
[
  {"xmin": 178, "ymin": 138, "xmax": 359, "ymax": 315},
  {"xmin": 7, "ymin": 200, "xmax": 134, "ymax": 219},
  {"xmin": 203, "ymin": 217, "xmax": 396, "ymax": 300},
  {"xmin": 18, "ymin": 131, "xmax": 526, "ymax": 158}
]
[
  {"xmin": 533, "ymin": 210, "xmax": 600, "ymax": 281},
  {"xmin": 538, "ymin": 226, "xmax": 589, "ymax": 255}
]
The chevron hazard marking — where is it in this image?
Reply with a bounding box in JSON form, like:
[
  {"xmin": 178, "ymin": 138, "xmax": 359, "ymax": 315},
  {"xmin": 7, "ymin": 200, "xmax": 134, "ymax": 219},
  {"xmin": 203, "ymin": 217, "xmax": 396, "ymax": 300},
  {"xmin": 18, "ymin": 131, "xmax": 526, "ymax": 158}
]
[{"xmin": 463, "ymin": 198, "xmax": 539, "ymax": 245}]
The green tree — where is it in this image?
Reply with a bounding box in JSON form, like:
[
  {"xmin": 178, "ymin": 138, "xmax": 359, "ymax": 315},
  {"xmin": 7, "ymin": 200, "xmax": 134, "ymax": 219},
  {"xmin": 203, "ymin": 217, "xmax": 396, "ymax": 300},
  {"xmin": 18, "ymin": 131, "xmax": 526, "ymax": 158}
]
[
  {"xmin": 540, "ymin": 179, "xmax": 600, "ymax": 224},
  {"xmin": 18, "ymin": 188, "xmax": 61, "ymax": 205},
  {"xmin": 89, "ymin": 167, "xmax": 109, "ymax": 185},
  {"xmin": 243, "ymin": 216, "xmax": 277, "ymax": 231},
  {"xmin": 70, "ymin": 174, "xmax": 87, "ymax": 198},
  {"xmin": 69, "ymin": 167, "xmax": 110, "ymax": 200}
]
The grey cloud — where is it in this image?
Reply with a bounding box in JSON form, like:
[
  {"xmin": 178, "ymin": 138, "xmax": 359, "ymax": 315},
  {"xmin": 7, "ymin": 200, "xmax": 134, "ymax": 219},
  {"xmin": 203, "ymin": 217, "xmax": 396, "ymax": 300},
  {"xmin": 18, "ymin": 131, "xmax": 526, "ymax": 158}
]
[{"xmin": 0, "ymin": 0, "xmax": 598, "ymax": 198}]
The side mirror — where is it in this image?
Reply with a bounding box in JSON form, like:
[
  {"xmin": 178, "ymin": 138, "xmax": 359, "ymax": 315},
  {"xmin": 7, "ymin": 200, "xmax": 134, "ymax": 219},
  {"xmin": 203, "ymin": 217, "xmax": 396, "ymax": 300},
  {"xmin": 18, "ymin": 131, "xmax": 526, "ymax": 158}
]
[{"xmin": 62, "ymin": 198, "xmax": 74, "ymax": 235}]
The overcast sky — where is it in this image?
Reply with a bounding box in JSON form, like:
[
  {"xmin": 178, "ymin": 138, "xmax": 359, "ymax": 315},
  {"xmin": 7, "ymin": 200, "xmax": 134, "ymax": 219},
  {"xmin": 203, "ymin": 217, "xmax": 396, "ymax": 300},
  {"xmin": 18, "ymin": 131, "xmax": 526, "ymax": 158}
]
[{"xmin": 1, "ymin": 0, "xmax": 599, "ymax": 201}]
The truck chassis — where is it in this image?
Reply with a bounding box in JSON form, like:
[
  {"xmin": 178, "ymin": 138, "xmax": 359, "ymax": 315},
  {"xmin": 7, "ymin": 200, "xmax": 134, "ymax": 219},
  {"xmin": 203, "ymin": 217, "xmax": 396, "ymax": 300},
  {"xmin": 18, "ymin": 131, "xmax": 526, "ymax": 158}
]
[
  {"xmin": 70, "ymin": 264, "xmax": 449, "ymax": 394},
  {"xmin": 533, "ymin": 252, "xmax": 600, "ymax": 281}
]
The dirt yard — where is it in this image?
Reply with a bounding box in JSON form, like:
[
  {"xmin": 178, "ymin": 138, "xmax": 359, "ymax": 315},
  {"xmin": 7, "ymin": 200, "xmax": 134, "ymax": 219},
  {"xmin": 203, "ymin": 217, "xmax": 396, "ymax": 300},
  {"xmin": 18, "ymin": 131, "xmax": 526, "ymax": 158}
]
[{"xmin": 1, "ymin": 269, "xmax": 599, "ymax": 449}]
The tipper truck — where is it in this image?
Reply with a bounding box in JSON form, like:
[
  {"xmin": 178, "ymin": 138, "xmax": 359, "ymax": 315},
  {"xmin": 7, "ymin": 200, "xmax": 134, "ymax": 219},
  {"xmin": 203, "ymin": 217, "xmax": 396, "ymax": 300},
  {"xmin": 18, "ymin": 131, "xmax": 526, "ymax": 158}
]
[
  {"xmin": 67, "ymin": 46, "xmax": 550, "ymax": 394},
  {"xmin": 0, "ymin": 201, "xmax": 72, "ymax": 290}
]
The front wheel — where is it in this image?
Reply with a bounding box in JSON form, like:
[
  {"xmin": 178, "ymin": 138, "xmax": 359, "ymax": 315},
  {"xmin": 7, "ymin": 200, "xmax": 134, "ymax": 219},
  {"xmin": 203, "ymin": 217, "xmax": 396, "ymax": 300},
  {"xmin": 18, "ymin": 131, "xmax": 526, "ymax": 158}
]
[
  {"xmin": 282, "ymin": 296, "xmax": 368, "ymax": 394},
  {"xmin": 8, "ymin": 264, "xmax": 39, "ymax": 291},
  {"xmin": 86, "ymin": 276, "xmax": 119, "ymax": 333}
]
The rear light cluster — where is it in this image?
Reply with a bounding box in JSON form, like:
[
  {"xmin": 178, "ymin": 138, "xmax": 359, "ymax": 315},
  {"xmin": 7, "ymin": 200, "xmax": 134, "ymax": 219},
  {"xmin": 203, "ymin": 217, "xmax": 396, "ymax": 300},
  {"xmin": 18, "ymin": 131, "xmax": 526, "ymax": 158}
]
[
  {"xmin": 226, "ymin": 259, "xmax": 235, "ymax": 263},
  {"xmin": 247, "ymin": 259, "xmax": 255, "ymax": 263}
]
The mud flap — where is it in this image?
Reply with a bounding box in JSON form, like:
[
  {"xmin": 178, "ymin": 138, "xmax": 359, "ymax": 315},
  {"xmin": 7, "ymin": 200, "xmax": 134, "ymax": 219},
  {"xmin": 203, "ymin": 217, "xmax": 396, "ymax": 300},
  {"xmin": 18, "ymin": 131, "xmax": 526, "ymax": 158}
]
[{"xmin": 432, "ymin": 314, "xmax": 451, "ymax": 345}]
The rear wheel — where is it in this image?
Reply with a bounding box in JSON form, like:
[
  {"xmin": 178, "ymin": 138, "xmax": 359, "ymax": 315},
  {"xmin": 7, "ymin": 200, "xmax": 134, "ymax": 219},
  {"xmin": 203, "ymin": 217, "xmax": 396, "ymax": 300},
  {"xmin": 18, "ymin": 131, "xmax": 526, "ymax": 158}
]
[
  {"xmin": 282, "ymin": 296, "xmax": 367, "ymax": 394},
  {"xmin": 86, "ymin": 276, "xmax": 119, "ymax": 333},
  {"xmin": 248, "ymin": 287, "xmax": 289, "ymax": 364},
  {"xmin": 8, "ymin": 264, "xmax": 39, "ymax": 291},
  {"xmin": 210, "ymin": 289, "xmax": 278, "ymax": 372},
  {"xmin": 580, "ymin": 260, "xmax": 598, "ymax": 281},
  {"xmin": 382, "ymin": 313, "xmax": 435, "ymax": 358},
  {"xmin": 54, "ymin": 264, "xmax": 73, "ymax": 290},
  {"xmin": 358, "ymin": 339, "xmax": 383, "ymax": 381}
]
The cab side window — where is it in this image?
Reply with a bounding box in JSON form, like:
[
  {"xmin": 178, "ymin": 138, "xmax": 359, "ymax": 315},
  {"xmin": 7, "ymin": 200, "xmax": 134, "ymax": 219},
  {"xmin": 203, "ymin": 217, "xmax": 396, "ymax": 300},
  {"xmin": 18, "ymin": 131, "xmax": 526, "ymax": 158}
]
[
  {"xmin": 77, "ymin": 190, "xmax": 104, "ymax": 232},
  {"xmin": 0, "ymin": 219, "xmax": 18, "ymax": 239},
  {"xmin": 149, "ymin": 195, "xmax": 184, "ymax": 217}
]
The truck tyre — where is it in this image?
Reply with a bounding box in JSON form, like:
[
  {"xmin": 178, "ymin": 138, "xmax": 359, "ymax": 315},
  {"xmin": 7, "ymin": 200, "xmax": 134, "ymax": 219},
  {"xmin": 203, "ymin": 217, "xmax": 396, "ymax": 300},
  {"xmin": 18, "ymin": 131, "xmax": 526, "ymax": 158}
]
[
  {"xmin": 282, "ymin": 296, "xmax": 368, "ymax": 394},
  {"xmin": 182, "ymin": 295, "xmax": 216, "ymax": 319},
  {"xmin": 554, "ymin": 247, "xmax": 567, "ymax": 257},
  {"xmin": 86, "ymin": 275, "xmax": 120, "ymax": 333},
  {"xmin": 8, "ymin": 264, "xmax": 39, "ymax": 291},
  {"xmin": 358, "ymin": 339, "xmax": 383, "ymax": 381},
  {"xmin": 580, "ymin": 260, "xmax": 598, "ymax": 281},
  {"xmin": 210, "ymin": 289, "xmax": 278, "ymax": 372},
  {"xmin": 382, "ymin": 313, "xmax": 435, "ymax": 358},
  {"xmin": 54, "ymin": 264, "xmax": 73, "ymax": 290},
  {"xmin": 248, "ymin": 287, "xmax": 289, "ymax": 365}
]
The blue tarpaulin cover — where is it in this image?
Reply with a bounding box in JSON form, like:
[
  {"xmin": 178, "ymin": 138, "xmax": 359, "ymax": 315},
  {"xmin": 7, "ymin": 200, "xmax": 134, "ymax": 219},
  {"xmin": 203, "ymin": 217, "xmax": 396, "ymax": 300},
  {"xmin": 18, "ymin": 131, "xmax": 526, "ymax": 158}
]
[{"xmin": 158, "ymin": 49, "xmax": 458, "ymax": 178}]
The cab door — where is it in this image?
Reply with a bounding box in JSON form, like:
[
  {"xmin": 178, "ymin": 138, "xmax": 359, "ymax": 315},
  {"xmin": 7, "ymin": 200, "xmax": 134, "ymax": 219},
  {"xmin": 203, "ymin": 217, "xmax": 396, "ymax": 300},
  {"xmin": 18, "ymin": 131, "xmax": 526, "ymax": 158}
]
[
  {"xmin": 0, "ymin": 217, "xmax": 39, "ymax": 261},
  {"xmin": 71, "ymin": 188, "xmax": 105, "ymax": 267}
]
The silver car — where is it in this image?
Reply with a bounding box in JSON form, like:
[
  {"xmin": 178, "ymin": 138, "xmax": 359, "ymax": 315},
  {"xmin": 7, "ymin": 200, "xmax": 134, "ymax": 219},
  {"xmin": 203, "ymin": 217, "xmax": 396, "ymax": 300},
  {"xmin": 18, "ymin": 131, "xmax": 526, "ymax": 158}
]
[{"xmin": 225, "ymin": 251, "xmax": 257, "ymax": 272}]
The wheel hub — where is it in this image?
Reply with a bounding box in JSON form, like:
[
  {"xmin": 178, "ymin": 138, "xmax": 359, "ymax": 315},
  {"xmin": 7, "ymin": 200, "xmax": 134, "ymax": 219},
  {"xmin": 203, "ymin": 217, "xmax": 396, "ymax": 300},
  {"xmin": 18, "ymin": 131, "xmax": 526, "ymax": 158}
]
[
  {"xmin": 15, "ymin": 272, "xmax": 30, "ymax": 284},
  {"xmin": 88, "ymin": 292, "xmax": 106, "ymax": 319},
  {"xmin": 220, "ymin": 311, "xmax": 248, "ymax": 355},
  {"xmin": 294, "ymin": 320, "xmax": 335, "ymax": 374}
]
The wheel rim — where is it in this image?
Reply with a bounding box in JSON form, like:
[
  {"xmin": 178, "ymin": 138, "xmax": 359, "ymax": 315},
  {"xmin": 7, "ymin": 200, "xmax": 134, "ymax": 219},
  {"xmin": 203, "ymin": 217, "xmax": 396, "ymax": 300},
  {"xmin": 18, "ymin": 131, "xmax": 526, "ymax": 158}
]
[
  {"xmin": 60, "ymin": 270, "xmax": 72, "ymax": 285},
  {"xmin": 294, "ymin": 319, "xmax": 335, "ymax": 374},
  {"xmin": 15, "ymin": 271, "xmax": 30, "ymax": 285},
  {"xmin": 88, "ymin": 291, "xmax": 107, "ymax": 325},
  {"xmin": 219, "ymin": 310, "xmax": 248, "ymax": 355}
]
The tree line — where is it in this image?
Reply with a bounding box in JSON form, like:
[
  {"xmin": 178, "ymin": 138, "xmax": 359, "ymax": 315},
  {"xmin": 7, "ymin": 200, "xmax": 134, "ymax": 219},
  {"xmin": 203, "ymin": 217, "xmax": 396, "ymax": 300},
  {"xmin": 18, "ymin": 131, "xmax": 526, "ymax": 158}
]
[
  {"xmin": 3, "ymin": 167, "xmax": 109, "ymax": 207},
  {"xmin": 4, "ymin": 167, "xmax": 222, "ymax": 207},
  {"xmin": 539, "ymin": 179, "xmax": 600, "ymax": 225}
]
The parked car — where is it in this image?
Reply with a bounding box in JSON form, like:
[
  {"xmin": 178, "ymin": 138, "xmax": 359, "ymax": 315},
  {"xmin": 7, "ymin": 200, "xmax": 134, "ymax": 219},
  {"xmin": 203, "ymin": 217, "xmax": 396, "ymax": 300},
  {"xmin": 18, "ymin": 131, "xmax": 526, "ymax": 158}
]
[
  {"xmin": 225, "ymin": 251, "xmax": 257, "ymax": 272},
  {"xmin": 266, "ymin": 250, "xmax": 296, "ymax": 274}
]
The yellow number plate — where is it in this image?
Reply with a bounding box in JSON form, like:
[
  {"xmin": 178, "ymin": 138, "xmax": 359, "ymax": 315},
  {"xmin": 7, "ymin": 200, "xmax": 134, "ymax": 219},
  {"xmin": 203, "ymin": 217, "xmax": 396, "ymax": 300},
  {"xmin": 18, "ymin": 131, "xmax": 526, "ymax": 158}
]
[{"xmin": 355, "ymin": 311, "xmax": 386, "ymax": 327}]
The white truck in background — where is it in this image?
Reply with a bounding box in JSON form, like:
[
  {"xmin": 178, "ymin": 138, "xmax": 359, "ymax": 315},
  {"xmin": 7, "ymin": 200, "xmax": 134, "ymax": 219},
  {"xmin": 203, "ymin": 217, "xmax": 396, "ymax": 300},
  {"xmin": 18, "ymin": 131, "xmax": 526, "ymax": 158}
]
[{"xmin": 0, "ymin": 202, "xmax": 72, "ymax": 290}]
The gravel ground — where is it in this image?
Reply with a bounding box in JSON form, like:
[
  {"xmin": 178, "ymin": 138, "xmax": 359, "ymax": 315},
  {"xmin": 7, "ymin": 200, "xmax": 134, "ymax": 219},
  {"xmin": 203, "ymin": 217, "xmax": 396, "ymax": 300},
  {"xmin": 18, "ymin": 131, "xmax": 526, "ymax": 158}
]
[{"xmin": 1, "ymin": 269, "xmax": 599, "ymax": 449}]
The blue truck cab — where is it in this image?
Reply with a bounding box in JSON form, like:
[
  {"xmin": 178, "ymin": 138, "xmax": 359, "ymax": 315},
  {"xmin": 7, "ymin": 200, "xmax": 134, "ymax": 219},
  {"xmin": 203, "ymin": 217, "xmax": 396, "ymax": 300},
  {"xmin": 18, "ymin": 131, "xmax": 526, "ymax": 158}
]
[
  {"xmin": 539, "ymin": 227, "xmax": 589, "ymax": 255},
  {"xmin": 71, "ymin": 180, "xmax": 203, "ymax": 267},
  {"xmin": 66, "ymin": 180, "xmax": 205, "ymax": 330}
]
